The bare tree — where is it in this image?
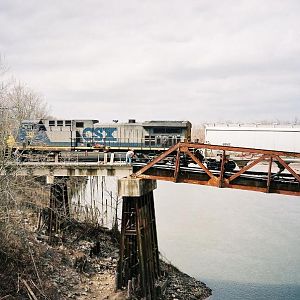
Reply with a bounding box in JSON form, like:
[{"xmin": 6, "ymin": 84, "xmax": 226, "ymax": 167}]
[
  {"xmin": 192, "ymin": 124, "xmax": 205, "ymax": 143},
  {"xmin": 0, "ymin": 59, "xmax": 11, "ymax": 159},
  {"xmin": 5, "ymin": 82, "xmax": 49, "ymax": 126},
  {"xmin": 0, "ymin": 58, "xmax": 53, "ymax": 297},
  {"xmin": 0, "ymin": 58, "xmax": 51, "ymax": 212}
]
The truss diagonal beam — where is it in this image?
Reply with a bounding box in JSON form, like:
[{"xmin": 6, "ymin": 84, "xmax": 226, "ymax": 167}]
[
  {"xmin": 133, "ymin": 143, "xmax": 179, "ymax": 177},
  {"xmin": 228, "ymin": 155, "xmax": 268, "ymax": 182},
  {"xmin": 185, "ymin": 149, "xmax": 215, "ymax": 180},
  {"xmin": 275, "ymin": 156, "xmax": 300, "ymax": 183}
]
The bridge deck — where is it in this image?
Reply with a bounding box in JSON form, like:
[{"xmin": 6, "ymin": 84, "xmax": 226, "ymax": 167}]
[
  {"xmin": 3, "ymin": 162, "xmax": 132, "ymax": 178},
  {"xmin": 4, "ymin": 142, "xmax": 300, "ymax": 196}
]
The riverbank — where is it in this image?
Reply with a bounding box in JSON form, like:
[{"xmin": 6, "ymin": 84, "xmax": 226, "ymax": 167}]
[
  {"xmin": 0, "ymin": 210, "xmax": 211, "ymax": 299},
  {"xmin": 160, "ymin": 261, "xmax": 212, "ymax": 299}
]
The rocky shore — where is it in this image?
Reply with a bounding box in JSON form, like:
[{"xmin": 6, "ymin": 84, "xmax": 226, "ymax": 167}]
[
  {"xmin": 160, "ymin": 261, "xmax": 212, "ymax": 300},
  {"xmin": 37, "ymin": 221, "xmax": 211, "ymax": 299},
  {"xmin": 0, "ymin": 213, "xmax": 211, "ymax": 299}
]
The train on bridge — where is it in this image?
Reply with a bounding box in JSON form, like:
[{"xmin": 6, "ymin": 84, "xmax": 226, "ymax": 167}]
[
  {"xmin": 10, "ymin": 119, "xmax": 300, "ymax": 174},
  {"xmin": 15, "ymin": 119, "xmax": 191, "ymax": 152},
  {"xmin": 11, "ymin": 118, "xmax": 239, "ymax": 171}
]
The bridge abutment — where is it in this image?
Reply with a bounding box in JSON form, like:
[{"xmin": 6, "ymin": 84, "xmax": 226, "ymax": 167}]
[{"xmin": 117, "ymin": 178, "xmax": 160, "ymax": 299}]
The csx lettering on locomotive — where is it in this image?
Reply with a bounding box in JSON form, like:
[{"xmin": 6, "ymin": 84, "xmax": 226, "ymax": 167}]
[{"xmin": 83, "ymin": 127, "xmax": 117, "ymax": 142}]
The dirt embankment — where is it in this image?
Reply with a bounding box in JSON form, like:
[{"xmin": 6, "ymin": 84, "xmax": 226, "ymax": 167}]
[{"xmin": 0, "ymin": 211, "xmax": 211, "ymax": 300}]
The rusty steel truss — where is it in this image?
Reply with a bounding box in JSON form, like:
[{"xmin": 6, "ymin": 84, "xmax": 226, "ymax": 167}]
[{"xmin": 132, "ymin": 143, "xmax": 300, "ymax": 196}]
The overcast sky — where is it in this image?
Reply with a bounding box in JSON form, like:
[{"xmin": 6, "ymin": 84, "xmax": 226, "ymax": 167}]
[{"xmin": 1, "ymin": 0, "xmax": 300, "ymax": 123}]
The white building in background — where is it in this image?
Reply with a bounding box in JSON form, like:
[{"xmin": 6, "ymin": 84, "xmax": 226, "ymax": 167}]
[{"xmin": 205, "ymin": 124, "xmax": 300, "ymax": 152}]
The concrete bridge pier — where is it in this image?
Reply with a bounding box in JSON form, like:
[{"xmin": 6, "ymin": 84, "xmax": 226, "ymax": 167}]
[
  {"xmin": 117, "ymin": 178, "xmax": 160, "ymax": 299},
  {"xmin": 47, "ymin": 176, "xmax": 70, "ymax": 237}
]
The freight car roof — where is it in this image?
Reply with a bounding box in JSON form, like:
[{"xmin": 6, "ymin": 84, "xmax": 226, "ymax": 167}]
[
  {"xmin": 205, "ymin": 123, "xmax": 300, "ymax": 129},
  {"xmin": 205, "ymin": 126, "xmax": 300, "ymax": 132}
]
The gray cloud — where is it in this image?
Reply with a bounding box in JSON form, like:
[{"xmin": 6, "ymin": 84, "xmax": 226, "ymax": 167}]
[{"xmin": 1, "ymin": 0, "xmax": 299, "ymax": 123}]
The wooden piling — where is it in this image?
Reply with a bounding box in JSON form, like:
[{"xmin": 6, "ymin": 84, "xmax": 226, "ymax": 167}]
[{"xmin": 118, "ymin": 190, "xmax": 160, "ymax": 299}]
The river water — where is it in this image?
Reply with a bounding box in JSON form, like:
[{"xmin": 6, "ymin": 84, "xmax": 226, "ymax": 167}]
[{"xmin": 154, "ymin": 181, "xmax": 300, "ymax": 300}]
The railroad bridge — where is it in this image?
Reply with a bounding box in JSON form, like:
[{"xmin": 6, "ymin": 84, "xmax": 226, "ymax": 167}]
[{"xmin": 4, "ymin": 142, "xmax": 300, "ymax": 299}]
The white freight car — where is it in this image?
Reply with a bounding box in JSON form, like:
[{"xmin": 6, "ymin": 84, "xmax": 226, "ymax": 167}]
[{"xmin": 205, "ymin": 125, "xmax": 300, "ymax": 152}]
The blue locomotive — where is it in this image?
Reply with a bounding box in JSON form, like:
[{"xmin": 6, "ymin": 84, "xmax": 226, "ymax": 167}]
[{"xmin": 16, "ymin": 119, "xmax": 191, "ymax": 151}]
